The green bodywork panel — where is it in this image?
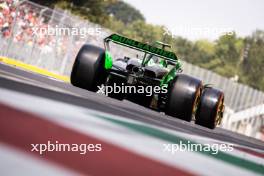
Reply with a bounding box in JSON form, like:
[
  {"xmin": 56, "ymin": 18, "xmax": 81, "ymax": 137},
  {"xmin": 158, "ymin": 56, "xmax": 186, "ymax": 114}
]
[
  {"xmin": 104, "ymin": 51, "xmax": 113, "ymax": 69},
  {"xmin": 160, "ymin": 60, "xmax": 182, "ymax": 87}
]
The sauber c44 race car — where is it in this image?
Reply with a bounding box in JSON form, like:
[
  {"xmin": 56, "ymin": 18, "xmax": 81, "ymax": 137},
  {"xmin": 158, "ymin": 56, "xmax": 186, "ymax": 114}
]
[{"xmin": 70, "ymin": 34, "xmax": 225, "ymax": 129}]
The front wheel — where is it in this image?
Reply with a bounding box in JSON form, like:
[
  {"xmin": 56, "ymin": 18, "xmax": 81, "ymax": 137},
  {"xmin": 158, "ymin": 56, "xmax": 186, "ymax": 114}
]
[{"xmin": 195, "ymin": 88, "xmax": 224, "ymax": 129}]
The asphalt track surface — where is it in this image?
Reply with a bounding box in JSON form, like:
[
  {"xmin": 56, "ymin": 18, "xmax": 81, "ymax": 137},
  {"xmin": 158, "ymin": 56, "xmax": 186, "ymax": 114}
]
[{"xmin": 0, "ymin": 63, "xmax": 263, "ymax": 150}]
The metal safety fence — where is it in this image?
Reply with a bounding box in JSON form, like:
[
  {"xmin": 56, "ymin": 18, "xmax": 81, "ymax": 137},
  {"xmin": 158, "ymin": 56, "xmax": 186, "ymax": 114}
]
[{"xmin": 0, "ymin": 0, "xmax": 108, "ymax": 75}]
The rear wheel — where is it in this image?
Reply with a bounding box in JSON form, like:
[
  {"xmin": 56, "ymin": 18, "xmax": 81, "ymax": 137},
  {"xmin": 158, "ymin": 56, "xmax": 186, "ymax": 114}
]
[
  {"xmin": 71, "ymin": 44, "xmax": 108, "ymax": 91},
  {"xmin": 165, "ymin": 74, "xmax": 202, "ymax": 121},
  {"xmin": 195, "ymin": 88, "xmax": 224, "ymax": 129}
]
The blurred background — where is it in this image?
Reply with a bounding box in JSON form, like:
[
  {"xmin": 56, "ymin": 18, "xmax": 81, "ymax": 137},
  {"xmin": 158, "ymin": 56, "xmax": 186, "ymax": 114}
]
[{"xmin": 0, "ymin": 0, "xmax": 263, "ymax": 140}]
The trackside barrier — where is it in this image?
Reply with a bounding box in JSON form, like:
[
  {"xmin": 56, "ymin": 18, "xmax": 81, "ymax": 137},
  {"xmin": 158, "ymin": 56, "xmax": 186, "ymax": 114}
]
[
  {"xmin": 0, "ymin": 57, "xmax": 70, "ymax": 82},
  {"xmin": 0, "ymin": 0, "xmax": 263, "ymax": 139}
]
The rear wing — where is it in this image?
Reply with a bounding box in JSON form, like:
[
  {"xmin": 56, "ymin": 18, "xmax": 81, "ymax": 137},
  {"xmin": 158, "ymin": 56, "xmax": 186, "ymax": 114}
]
[{"xmin": 104, "ymin": 34, "xmax": 177, "ymax": 61}]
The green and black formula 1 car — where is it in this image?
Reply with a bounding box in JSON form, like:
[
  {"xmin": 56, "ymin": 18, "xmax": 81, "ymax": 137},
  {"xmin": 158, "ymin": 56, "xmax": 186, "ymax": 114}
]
[{"xmin": 71, "ymin": 34, "xmax": 225, "ymax": 129}]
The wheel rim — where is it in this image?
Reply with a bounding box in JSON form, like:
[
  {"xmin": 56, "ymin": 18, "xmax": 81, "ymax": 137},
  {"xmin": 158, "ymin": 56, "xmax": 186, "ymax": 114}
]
[
  {"xmin": 192, "ymin": 85, "xmax": 202, "ymax": 115},
  {"xmin": 214, "ymin": 95, "xmax": 224, "ymax": 127}
]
